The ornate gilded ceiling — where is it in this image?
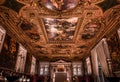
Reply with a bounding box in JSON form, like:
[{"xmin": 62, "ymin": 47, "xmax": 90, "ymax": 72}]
[{"xmin": 0, "ymin": 0, "xmax": 120, "ymax": 61}]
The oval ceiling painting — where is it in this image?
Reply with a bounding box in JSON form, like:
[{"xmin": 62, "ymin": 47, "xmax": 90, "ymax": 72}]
[{"xmin": 41, "ymin": 0, "xmax": 79, "ymax": 11}]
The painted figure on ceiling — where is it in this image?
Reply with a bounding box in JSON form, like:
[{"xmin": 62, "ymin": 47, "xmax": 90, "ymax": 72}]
[{"xmin": 50, "ymin": 0, "xmax": 64, "ymax": 10}]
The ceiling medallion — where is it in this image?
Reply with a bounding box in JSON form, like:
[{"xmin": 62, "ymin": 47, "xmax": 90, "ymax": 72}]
[{"xmin": 41, "ymin": 0, "xmax": 79, "ymax": 11}]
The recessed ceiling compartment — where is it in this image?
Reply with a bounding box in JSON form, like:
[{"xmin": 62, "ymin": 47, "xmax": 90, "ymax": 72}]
[{"xmin": 43, "ymin": 17, "xmax": 78, "ymax": 43}]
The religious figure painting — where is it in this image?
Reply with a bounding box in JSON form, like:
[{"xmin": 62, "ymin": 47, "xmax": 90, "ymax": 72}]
[
  {"xmin": 41, "ymin": 0, "xmax": 79, "ymax": 11},
  {"xmin": 0, "ymin": 34, "xmax": 19, "ymax": 70},
  {"xmin": 0, "ymin": 26, "xmax": 6, "ymax": 52},
  {"xmin": 43, "ymin": 17, "xmax": 78, "ymax": 42},
  {"xmin": 82, "ymin": 18, "xmax": 101, "ymax": 40},
  {"xmin": 20, "ymin": 18, "xmax": 40, "ymax": 41},
  {"xmin": 106, "ymin": 32, "xmax": 120, "ymax": 72},
  {"xmin": 30, "ymin": 56, "xmax": 36, "ymax": 75},
  {"xmin": 117, "ymin": 28, "xmax": 120, "ymax": 39},
  {"xmin": 41, "ymin": 0, "xmax": 103, "ymax": 11},
  {"xmin": 24, "ymin": 53, "xmax": 31, "ymax": 74},
  {"xmin": 15, "ymin": 44, "xmax": 27, "ymax": 73}
]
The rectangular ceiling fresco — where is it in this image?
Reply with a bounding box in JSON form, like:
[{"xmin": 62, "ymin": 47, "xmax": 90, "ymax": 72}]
[{"xmin": 43, "ymin": 17, "xmax": 78, "ymax": 42}]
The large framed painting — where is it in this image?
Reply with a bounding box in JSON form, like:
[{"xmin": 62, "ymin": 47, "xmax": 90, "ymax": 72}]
[
  {"xmin": 117, "ymin": 28, "xmax": 120, "ymax": 39},
  {"xmin": 24, "ymin": 53, "xmax": 32, "ymax": 74},
  {"xmin": 15, "ymin": 44, "xmax": 27, "ymax": 73},
  {"xmin": 106, "ymin": 30, "xmax": 120, "ymax": 73},
  {"xmin": 30, "ymin": 56, "xmax": 36, "ymax": 75},
  {"xmin": 0, "ymin": 34, "xmax": 19, "ymax": 70},
  {"xmin": 0, "ymin": 26, "xmax": 6, "ymax": 52}
]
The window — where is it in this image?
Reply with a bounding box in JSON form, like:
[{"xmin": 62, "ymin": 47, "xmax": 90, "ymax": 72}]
[
  {"xmin": 40, "ymin": 67, "xmax": 44, "ymax": 75},
  {"xmin": 39, "ymin": 62, "xmax": 49, "ymax": 75},
  {"xmin": 45, "ymin": 65, "xmax": 48, "ymax": 75},
  {"xmin": 30, "ymin": 56, "xmax": 36, "ymax": 75},
  {"xmin": 73, "ymin": 65, "xmax": 77, "ymax": 75},
  {"xmin": 78, "ymin": 65, "xmax": 82, "ymax": 75},
  {"xmin": 72, "ymin": 62, "xmax": 83, "ymax": 76}
]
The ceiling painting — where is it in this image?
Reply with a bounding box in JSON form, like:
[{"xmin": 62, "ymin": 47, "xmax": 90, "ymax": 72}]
[
  {"xmin": 87, "ymin": 0, "xmax": 104, "ymax": 4},
  {"xmin": 20, "ymin": 18, "xmax": 40, "ymax": 42},
  {"xmin": 40, "ymin": 0, "xmax": 104, "ymax": 11},
  {"xmin": 43, "ymin": 17, "xmax": 78, "ymax": 42},
  {"xmin": 3, "ymin": 0, "xmax": 24, "ymax": 12},
  {"xmin": 81, "ymin": 18, "xmax": 102, "ymax": 40},
  {"xmin": 17, "ymin": 0, "xmax": 33, "ymax": 4},
  {"xmin": 51, "ymin": 49, "xmax": 71, "ymax": 56},
  {"xmin": 41, "ymin": 0, "xmax": 79, "ymax": 11}
]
